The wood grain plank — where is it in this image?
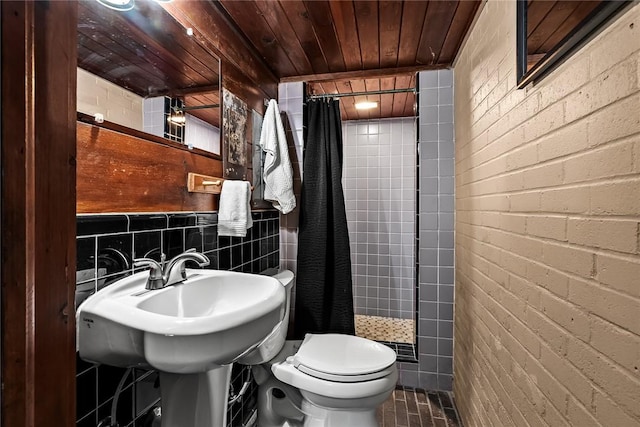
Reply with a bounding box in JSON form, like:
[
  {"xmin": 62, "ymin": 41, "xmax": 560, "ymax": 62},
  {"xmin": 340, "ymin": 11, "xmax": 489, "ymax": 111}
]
[
  {"xmin": 397, "ymin": 1, "xmax": 429, "ymax": 66},
  {"xmin": 77, "ymin": 122, "xmax": 222, "ymax": 213},
  {"xmin": 288, "ymin": 64, "xmax": 445, "ymax": 84},
  {"xmin": 392, "ymin": 74, "xmax": 412, "ymax": 116},
  {"xmin": 535, "ymin": 1, "xmax": 601, "ymax": 54},
  {"xmin": 2, "ymin": 2, "xmax": 77, "ymax": 426},
  {"xmin": 380, "ymin": 77, "xmax": 396, "ymax": 118},
  {"xmin": 79, "ymin": 1, "xmax": 220, "ymax": 94},
  {"xmin": 184, "ymin": 92, "xmax": 220, "ymax": 128},
  {"xmin": 277, "ymin": 0, "xmax": 331, "ymax": 74},
  {"xmin": 160, "ymin": 0, "xmax": 278, "ymax": 94},
  {"xmin": 526, "ymin": 0, "xmax": 557, "ymax": 36},
  {"xmin": 329, "ymin": 1, "xmax": 362, "ymax": 70},
  {"xmin": 302, "ymin": 0, "xmax": 347, "ymax": 72},
  {"xmin": 528, "ymin": 1, "xmax": 583, "ymax": 54},
  {"xmin": 438, "ymin": 0, "xmax": 481, "ymax": 63},
  {"xmin": 254, "ymin": 0, "xmax": 316, "ymax": 75},
  {"xmin": 354, "ymin": 0, "xmax": 380, "ymax": 69},
  {"xmin": 218, "ymin": 0, "xmax": 298, "ymax": 77},
  {"xmin": 379, "ymin": 1, "xmax": 403, "ymax": 68},
  {"xmin": 416, "ymin": 1, "xmax": 459, "ymax": 66}
]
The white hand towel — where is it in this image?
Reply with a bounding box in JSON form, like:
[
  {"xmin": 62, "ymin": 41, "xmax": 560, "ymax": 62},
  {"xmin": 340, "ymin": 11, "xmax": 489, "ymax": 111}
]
[
  {"xmin": 218, "ymin": 180, "xmax": 253, "ymax": 237},
  {"xmin": 260, "ymin": 99, "xmax": 296, "ymax": 214}
]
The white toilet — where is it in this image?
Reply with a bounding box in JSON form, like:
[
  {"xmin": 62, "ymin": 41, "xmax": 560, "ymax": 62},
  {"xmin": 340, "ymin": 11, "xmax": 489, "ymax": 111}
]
[{"xmin": 237, "ymin": 270, "xmax": 398, "ymax": 427}]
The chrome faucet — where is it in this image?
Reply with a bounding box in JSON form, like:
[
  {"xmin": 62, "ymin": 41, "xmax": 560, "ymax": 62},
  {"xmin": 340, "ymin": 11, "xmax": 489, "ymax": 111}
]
[{"xmin": 133, "ymin": 249, "xmax": 210, "ymax": 290}]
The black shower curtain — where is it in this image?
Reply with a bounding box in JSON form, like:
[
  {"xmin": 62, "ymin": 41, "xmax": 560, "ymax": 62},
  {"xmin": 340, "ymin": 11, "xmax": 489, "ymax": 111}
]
[{"xmin": 293, "ymin": 99, "xmax": 355, "ymax": 338}]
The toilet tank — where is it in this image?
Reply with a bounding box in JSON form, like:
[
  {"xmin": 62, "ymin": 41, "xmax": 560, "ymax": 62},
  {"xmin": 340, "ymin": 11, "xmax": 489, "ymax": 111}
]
[{"xmin": 236, "ymin": 270, "xmax": 294, "ymax": 365}]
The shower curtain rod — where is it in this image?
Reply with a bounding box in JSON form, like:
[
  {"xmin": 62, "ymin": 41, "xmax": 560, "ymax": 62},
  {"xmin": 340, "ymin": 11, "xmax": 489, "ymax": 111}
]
[{"xmin": 307, "ymin": 88, "xmax": 416, "ymax": 100}]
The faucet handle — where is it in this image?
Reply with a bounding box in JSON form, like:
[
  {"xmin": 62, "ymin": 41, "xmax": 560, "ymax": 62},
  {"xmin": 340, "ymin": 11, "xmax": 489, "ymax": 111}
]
[{"xmin": 133, "ymin": 258, "xmax": 165, "ymax": 290}]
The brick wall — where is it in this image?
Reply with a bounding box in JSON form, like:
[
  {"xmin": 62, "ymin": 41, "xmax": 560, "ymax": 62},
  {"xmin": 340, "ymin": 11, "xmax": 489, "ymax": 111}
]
[
  {"xmin": 454, "ymin": 2, "xmax": 640, "ymax": 427},
  {"xmin": 77, "ymin": 68, "xmax": 143, "ymax": 131}
]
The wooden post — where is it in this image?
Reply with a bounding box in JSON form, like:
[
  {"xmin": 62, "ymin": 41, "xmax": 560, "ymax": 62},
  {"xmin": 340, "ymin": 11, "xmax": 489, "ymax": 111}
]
[{"xmin": 1, "ymin": 1, "xmax": 77, "ymax": 426}]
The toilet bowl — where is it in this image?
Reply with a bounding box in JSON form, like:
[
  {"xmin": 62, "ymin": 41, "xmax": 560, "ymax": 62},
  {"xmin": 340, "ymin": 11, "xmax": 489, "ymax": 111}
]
[{"xmin": 237, "ymin": 270, "xmax": 398, "ymax": 427}]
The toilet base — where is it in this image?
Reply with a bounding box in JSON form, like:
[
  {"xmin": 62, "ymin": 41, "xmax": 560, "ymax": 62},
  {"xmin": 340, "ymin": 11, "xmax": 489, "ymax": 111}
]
[{"xmin": 300, "ymin": 400, "xmax": 378, "ymax": 427}]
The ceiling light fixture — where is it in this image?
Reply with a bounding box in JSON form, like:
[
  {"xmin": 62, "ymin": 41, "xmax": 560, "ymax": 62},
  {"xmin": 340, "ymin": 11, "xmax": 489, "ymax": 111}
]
[
  {"xmin": 95, "ymin": 0, "xmax": 135, "ymax": 11},
  {"xmin": 355, "ymin": 101, "xmax": 378, "ymax": 110}
]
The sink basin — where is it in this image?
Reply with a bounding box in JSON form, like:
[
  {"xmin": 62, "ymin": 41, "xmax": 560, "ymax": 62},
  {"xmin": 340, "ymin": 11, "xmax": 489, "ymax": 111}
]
[{"xmin": 77, "ymin": 269, "xmax": 286, "ymax": 374}]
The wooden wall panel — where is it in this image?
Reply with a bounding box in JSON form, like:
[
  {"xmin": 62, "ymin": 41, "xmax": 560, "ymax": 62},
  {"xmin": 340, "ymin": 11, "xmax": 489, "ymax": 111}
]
[
  {"xmin": 77, "ymin": 122, "xmax": 223, "ymax": 213},
  {"xmin": 2, "ymin": 1, "xmax": 77, "ymax": 426}
]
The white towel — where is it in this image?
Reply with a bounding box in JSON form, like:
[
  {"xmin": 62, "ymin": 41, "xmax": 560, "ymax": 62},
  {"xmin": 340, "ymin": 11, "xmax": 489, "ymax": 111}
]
[
  {"xmin": 260, "ymin": 99, "xmax": 296, "ymax": 214},
  {"xmin": 218, "ymin": 180, "xmax": 253, "ymax": 237}
]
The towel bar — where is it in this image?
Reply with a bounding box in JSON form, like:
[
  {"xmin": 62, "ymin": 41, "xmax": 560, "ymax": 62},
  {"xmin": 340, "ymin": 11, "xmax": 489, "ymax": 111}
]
[{"xmin": 187, "ymin": 173, "xmax": 253, "ymax": 195}]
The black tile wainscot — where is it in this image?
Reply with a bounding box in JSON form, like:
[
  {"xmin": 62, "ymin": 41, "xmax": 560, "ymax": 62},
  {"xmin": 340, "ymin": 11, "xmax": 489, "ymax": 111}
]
[{"xmin": 76, "ymin": 211, "xmax": 280, "ymax": 427}]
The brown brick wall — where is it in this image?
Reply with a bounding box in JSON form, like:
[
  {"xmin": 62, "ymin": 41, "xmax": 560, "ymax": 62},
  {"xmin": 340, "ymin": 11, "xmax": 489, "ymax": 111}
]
[{"xmin": 453, "ymin": 2, "xmax": 640, "ymax": 426}]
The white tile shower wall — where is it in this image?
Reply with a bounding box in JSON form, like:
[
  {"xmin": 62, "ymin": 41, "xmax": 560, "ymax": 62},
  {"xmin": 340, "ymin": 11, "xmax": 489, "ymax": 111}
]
[
  {"xmin": 277, "ymin": 82, "xmax": 304, "ymax": 275},
  {"xmin": 277, "ymin": 82, "xmax": 304, "ymax": 328},
  {"xmin": 342, "ymin": 118, "xmax": 416, "ymax": 320},
  {"xmin": 185, "ymin": 113, "xmax": 221, "ymax": 153},
  {"xmin": 143, "ymin": 96, "xmax": 165, "ymax": 138},
  {"xmin": 77, "ymin": 68, "xmax": 143, "ymax": 130},
  {"xmin": 397, "ymin": 69, "xmax": 456, "ymax": 391}
]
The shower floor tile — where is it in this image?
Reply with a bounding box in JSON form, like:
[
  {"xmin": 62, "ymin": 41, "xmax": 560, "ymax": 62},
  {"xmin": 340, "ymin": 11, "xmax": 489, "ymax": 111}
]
[{"xmin": 355, "ymin": 314, "xmax": 415, "ymax": 344}]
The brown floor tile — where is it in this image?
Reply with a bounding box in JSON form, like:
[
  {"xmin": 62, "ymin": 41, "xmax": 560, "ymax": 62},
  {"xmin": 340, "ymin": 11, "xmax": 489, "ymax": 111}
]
[{"xmin": 377, "ymin": 388, "xmax": 463, "ymax": 427}]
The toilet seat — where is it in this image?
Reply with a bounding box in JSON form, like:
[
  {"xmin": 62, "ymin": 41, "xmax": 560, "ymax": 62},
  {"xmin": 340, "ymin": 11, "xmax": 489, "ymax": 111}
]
[{"xmin": 290, "ymin": 334, "xmax": 396, "ymax": 383}]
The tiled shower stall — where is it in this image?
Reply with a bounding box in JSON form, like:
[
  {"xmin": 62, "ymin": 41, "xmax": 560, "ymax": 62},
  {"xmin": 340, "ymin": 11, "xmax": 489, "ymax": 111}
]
[{"xmin": 278, "ymin": 70, "xmax": 456, "ymax": 391}]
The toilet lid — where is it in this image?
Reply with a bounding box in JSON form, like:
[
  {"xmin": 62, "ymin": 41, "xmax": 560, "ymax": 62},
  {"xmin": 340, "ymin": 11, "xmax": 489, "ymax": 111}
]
[{"xmin": 291, "ymin": 334, "xmax": 396, "ymax": 381}]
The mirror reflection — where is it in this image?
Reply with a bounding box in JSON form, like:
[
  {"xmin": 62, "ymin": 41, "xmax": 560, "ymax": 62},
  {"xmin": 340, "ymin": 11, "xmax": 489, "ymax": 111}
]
[
  {"xmin": 518, "ymin": 0, "xmax": 630, "ymax": 87},
  {"xmin": 77, "ymin": 0, "xmax": 221, "ymax": 155},
  {"xmin": 524, "ymin": 0, "xmax": 602, "ymax": 73}
]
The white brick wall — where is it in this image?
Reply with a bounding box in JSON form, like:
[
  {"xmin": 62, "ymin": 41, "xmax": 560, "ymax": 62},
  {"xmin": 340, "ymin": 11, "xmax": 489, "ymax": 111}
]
[
  {"xmin": 77, "ymin": 68, "xmax": 143, "ymax": 131},
  {"xmin": 454, "ymin": 1, "xmax": 640, "ymax": 426}
]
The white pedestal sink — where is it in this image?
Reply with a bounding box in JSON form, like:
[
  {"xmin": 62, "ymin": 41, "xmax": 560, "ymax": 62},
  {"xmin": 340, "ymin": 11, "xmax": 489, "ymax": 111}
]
[{"xmin": 76, "ymin": 269, "xmax": 286, "ymax": 427}]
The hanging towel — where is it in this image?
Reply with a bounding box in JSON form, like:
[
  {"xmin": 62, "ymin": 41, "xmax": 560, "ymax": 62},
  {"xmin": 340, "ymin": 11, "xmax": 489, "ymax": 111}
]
[
  {"xmin": 218, "ymin": 180, "xmax": 253, "ymax": 237},
  {"xmin": 260, "ymin": 99, "xmax": 296, "ymax": 214}
]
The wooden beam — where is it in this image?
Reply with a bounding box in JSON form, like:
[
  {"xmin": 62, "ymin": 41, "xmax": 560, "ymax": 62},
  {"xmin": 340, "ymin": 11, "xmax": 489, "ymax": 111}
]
[
  {"xmin": 149, "ymin": 83, "xmax": 220, "ymax": 98},
  {"xmin": 280, "ymin": 64, "xmax": 448, "ymax": 83},
  {"xmin": 2, "ymin": 1, "xmax": 77, "ymax": 426}
]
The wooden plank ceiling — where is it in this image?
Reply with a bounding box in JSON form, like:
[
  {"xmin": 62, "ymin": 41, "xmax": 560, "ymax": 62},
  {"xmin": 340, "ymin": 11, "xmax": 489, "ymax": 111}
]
[
  {"xmin": 77, "ymin": 0, "xmax": 220, "ymax": 126},
  {"xmin": 308, "ymin": 74, "xmax": 416, "ymax": 121},
  {"xmin": 78, "ymin": 0, "xmax": 483, "ymax": 122},
  {"xmin": 526, "ymin": 0, "xmax": 602, "ymax": 71},
  {"xmin": 218, "ymin": 0, "xmax": 481, "ymax": 119}
]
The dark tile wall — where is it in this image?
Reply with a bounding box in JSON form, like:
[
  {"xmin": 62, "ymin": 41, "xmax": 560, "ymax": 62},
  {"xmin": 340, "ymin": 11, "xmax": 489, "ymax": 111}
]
[{"xmin": 76, "ymin": 211, "xmax": 280, "ymax": 427}]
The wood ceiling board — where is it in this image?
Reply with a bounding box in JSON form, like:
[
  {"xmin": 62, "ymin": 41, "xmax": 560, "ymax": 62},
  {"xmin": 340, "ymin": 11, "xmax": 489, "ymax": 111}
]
[
  {"xmin": 391, "ymin": 74, "xmax": 413, "ymax": 117},
  {"xmin": 217, "ymin": 0, "xmax": 299, "ymax": 77},
  {"xmin": 77, "ymin": 27, "xmax": 184, "ymax": 94},
  {"xmin": 81, "ymin": 2, "xmax": 216, "ymax": 81},
  {"xmin": 77, "ymin": 41, "xmax": 167, "ymax": 96},
  {"xmin": 378, "ymin": 1, "xmax": 404, "ymax": 68},
  {"xmin": 527, "ymin": 0, "xmax": 557, "ymax": 37},
  {"xmin": 302, "ymin": 0, "xmax": 347, "ymax": 72},
  {"xmin": 528, "ymin": 1, "xmax": 583, "ymax": 54},
  {"xmin": 283, "ymin": 64, "xmax": 444, "ymax": 83},
  {"xmin": 379, "ymin": 77, "xmax": 396, "ymax": 118},
  {"xmin": 254, "ymin": 1, "xmax": 316, "ymax": 74},
  {"xmin": 184, "ymin": 92, "xmax": 220, "ymax": 128},
  {"xmin": 416, "ymin": 1, "xmax": 459, "ymax": 66},
  {"xmin": 535, "ymin": 1, "xmax": 601, "ymax": 54},
  {"xmin": 276, "ymin": 0, "xmax": 331, "ymax": 74},
  {"xmin": 396, "ymin": 1, "xmax": 429, "ymax": 66},
  {"xmin": 438, "ymin": 0, "xmax": 481, "ymax": 63},
  {"xmin": 328, "ymin": 1, "xmax": 363, "ymax": 70},
  {"xmin": 354, "ymin": 0, "xmax": 380, "ymax": 69},
  {"xmin": 159, "ymin": 0, "xmax": 278, "ymax": 96},
  {"xmin": 78, "ymin": 1, "xmax": 220, "ymax": 96}
]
